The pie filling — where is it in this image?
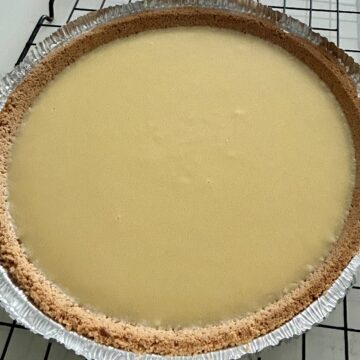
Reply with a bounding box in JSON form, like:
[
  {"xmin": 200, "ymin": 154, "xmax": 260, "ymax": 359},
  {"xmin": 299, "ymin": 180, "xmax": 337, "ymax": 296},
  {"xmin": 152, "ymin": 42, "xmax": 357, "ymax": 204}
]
[{"xmin": 8, "ymin": 27, "xmax": 354, "ymax": 328}]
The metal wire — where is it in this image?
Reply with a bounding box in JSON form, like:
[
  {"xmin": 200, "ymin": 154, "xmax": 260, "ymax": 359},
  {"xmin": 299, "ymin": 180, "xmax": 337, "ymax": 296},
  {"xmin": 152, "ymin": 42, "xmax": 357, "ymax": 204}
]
[
  {"xmin": 5, "ymin": 1, "xmax": 360, "ymax": 359},
  {"xmin": 15, "ymin": 0, "xmax": 55, "ymax": 65}
]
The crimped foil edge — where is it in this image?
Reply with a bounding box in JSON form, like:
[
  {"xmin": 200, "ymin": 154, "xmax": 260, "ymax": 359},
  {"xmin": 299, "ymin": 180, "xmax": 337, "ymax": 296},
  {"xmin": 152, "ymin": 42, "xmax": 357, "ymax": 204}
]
[
  {"xmin": 0, "ymin": 0, "xmax": 360, "ymax": 359},
  {"xmin": 1, "ymin": 255, "xmax": 359, "ymax": 360}
]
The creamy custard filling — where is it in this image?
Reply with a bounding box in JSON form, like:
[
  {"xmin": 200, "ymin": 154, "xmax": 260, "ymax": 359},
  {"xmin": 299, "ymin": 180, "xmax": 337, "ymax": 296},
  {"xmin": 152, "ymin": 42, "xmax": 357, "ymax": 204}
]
[{"xmin": 8, "ymin": 27, "xmax": 354, "ymax": 328}]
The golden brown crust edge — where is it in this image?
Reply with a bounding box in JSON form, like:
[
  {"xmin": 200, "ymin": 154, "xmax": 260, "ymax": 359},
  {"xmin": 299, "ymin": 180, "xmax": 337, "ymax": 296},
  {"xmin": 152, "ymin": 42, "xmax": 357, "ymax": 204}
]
[{"xmin": 0, "ymin": 8, "xmax": 360, "ymax": 356}]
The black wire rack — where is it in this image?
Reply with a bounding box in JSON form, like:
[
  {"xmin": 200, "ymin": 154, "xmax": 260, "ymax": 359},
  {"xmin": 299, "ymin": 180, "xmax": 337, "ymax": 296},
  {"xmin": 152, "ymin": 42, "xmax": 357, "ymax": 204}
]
[{"xmin": 1, "ymin": 0, "xmax": 360, "ymax": 359}]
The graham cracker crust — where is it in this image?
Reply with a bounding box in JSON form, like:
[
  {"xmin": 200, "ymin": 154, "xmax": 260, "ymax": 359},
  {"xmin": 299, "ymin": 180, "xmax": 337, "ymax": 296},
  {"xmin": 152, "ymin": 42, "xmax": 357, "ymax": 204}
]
[{"xmin": 0, "ymin": 7, "xmax": 360, "ymax": 356}]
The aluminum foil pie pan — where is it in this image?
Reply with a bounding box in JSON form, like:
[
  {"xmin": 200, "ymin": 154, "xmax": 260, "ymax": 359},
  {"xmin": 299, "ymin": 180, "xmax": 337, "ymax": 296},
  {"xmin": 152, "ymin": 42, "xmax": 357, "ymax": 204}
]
[{"xmin": 0, "ymin": 0, "xmax": 360, "ymax": 359}]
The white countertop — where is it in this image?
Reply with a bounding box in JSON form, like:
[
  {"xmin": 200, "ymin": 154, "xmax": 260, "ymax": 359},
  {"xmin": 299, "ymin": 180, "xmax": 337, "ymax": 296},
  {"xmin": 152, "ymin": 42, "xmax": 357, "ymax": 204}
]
[
  {"xmin": 0, "ymin": 0, "xmax": 81, "ymax": 76},
  {"xmin": 0, "ymin": 1, "xmax": 360, "ymax": 360}
]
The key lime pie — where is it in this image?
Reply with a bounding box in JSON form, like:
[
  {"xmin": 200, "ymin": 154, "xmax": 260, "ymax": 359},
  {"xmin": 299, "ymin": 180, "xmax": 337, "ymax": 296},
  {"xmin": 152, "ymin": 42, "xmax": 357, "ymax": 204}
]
[{"xmin": 0, "ymin": 5, "xmax": 359, "ymax": 356}]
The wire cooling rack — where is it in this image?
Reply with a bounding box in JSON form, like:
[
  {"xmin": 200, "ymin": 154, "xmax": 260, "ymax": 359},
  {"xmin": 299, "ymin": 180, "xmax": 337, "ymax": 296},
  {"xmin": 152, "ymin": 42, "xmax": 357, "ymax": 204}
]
[{"xmin": 0, "ymin": 0, "xmax": 360, "ymax": 359}]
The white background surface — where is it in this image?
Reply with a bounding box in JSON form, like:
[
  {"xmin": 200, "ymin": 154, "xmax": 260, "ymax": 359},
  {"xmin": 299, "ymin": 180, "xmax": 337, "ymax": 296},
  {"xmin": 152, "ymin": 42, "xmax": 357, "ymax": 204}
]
[{"xmin": 0, "ymin": 1, "xmax": 360, "ymax": 359}]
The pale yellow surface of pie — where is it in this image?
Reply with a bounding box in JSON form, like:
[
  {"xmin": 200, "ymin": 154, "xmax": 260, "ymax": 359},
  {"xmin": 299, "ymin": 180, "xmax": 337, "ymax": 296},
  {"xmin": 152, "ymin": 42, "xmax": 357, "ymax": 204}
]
[{"xmin": 8, "ymin": 27, "xmax": 354, "ymax": 328}]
